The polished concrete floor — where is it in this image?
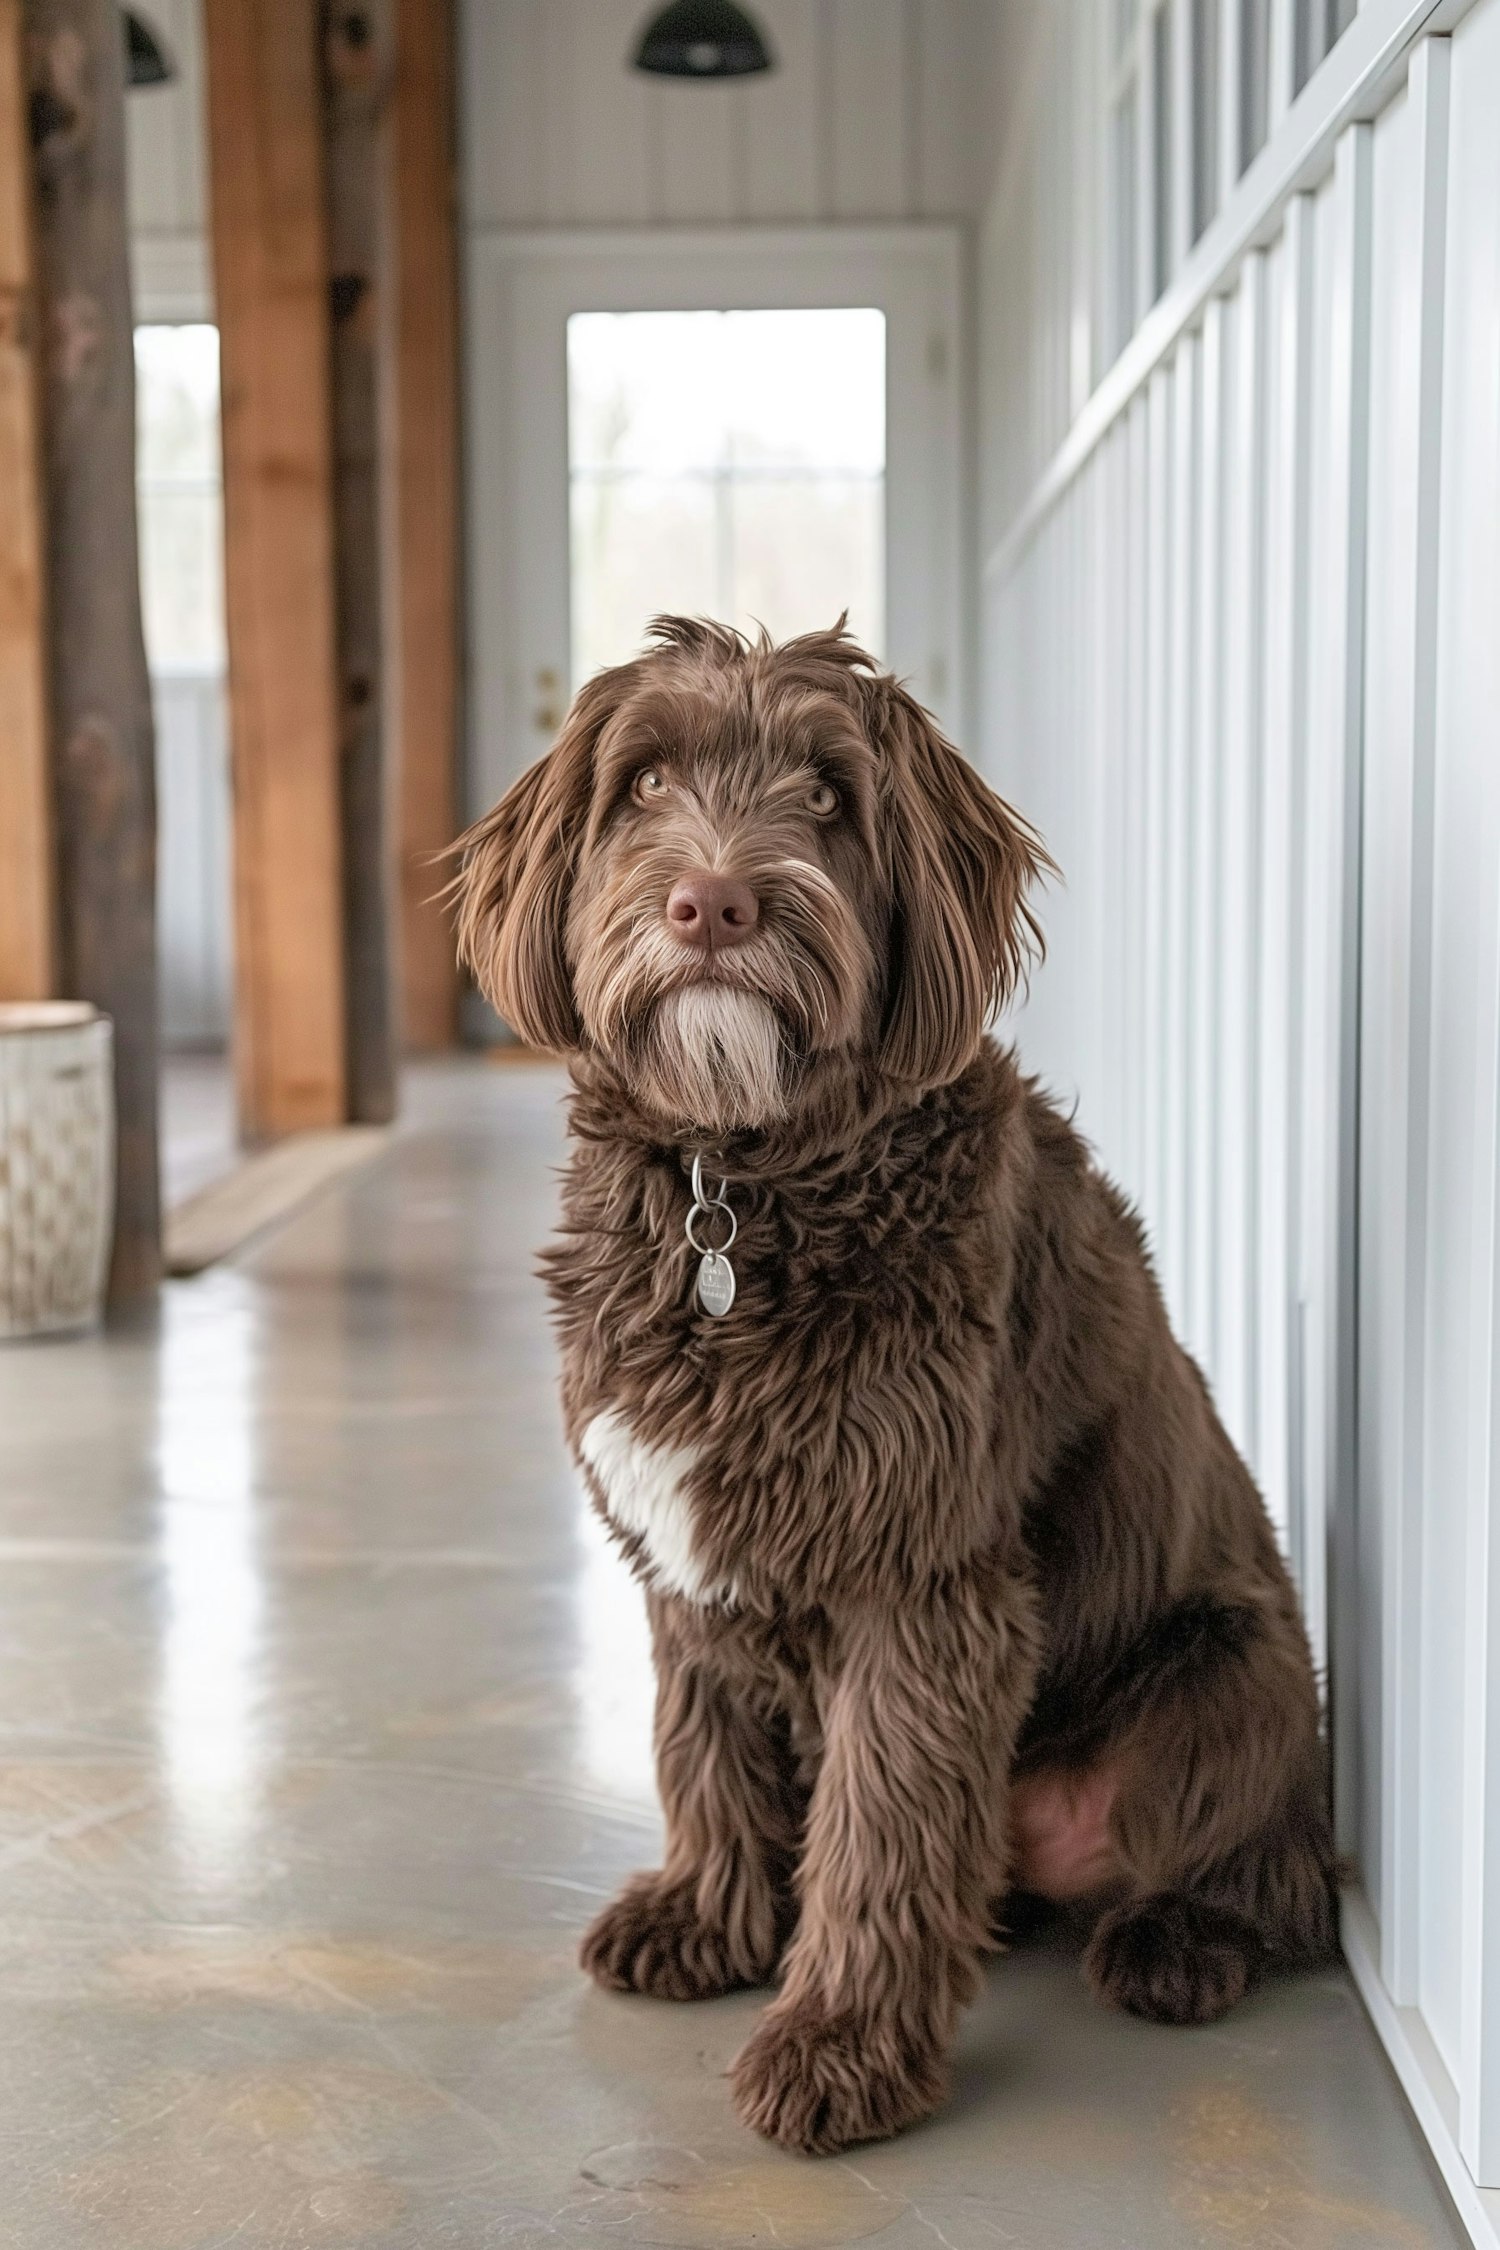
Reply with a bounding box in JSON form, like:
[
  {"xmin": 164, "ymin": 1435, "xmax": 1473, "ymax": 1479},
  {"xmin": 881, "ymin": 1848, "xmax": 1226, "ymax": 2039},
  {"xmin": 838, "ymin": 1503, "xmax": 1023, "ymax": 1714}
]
[{"xmin": 0, "ymin": 1058, "xmax": 1465, "ymax": 2249}]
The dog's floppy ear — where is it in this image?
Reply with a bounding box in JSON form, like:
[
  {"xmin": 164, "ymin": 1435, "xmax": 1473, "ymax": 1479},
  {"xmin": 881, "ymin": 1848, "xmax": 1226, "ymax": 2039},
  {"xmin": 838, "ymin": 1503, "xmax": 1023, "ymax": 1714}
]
[
  {"xmin": 870, "ymin": 681, "xmax": 1051, "ymax": 1089},
  {"xmin": 451, "ymin": 670, "xmax": 624, "ymax": 1050}
]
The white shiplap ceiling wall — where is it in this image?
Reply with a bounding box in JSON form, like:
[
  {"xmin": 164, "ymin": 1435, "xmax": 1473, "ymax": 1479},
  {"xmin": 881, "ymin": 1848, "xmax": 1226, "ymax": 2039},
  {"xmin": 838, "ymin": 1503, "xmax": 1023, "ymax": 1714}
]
[{"xmin": 463, "ymin": 0, "xmax": 1000, "ymax": 229}]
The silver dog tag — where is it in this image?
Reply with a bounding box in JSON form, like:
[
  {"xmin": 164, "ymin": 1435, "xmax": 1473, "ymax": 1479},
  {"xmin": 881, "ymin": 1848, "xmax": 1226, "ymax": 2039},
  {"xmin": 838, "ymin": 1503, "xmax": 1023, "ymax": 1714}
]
[{"xmin": 696, "ymin": 1250, "xmax": 736, "ymax": 1318}]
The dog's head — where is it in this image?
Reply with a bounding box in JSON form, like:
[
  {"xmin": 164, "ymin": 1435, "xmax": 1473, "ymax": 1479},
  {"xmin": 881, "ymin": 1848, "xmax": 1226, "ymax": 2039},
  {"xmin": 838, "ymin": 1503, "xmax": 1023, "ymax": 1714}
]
[{"xmin": 454, "ymin": 618, "xmax": 1049, "ymax": 1134}]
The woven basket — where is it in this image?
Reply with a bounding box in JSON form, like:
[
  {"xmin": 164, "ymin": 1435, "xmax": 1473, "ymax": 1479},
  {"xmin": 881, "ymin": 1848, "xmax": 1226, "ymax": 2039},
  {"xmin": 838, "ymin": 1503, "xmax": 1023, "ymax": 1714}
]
[{"xmin": 0, "ymin": 1004, "xmax": 115, "ymax": 1340}]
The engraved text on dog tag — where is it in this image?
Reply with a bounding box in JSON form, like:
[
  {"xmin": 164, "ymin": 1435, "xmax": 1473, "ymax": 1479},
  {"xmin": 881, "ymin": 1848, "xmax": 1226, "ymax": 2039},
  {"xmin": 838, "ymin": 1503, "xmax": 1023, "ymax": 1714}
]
[{"xmin": 696, "ymin": 1249, "xmax": 736, "ymax": 1318}]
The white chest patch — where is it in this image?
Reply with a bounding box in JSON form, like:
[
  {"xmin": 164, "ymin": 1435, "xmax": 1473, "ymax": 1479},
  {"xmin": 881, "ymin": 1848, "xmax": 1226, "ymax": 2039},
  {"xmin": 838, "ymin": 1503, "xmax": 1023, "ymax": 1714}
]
[{"xmin": 579, "ymin": 1409, "xmax": 730, "ymax": 1605}]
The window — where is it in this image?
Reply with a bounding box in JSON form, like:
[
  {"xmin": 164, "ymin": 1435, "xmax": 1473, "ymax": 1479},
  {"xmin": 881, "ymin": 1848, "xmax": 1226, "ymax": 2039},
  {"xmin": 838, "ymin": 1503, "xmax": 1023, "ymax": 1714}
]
[
  {"xmin": 1152, "ymin": 1, "xmax": 1175, "ymax": 299},
  {"xmin": 1110, "ymin": 76, "xmax": 1141, "ymax": 355},
  {"xmin": 1240, "ymin": 0, "xmax": 1271, "ymax": 174},
  {"xmin": 1108, "ymin": 0, "xmax": 1143, "ymax": 358},
  {"xmin": 133, "ymin": 325, "xmax": 225, "ymax": 675},
  {"xmin": 1192, "ymin": 0, "xmax": 1220, "ymax": 241},
  {"xmin": 1295, "ymin": 0, "xmax": 1358, "ymax": 94},
  {"xmin": 1106, "ymin": 0, "xmax": 1176, "ymax": 363},
  {"xmin": 566, "ymin": 308, "xmax": 885, "ymax": 687},
  {"xmin": 1106, "ymin": 0, "xmax": 1352, "ymax": 360}
]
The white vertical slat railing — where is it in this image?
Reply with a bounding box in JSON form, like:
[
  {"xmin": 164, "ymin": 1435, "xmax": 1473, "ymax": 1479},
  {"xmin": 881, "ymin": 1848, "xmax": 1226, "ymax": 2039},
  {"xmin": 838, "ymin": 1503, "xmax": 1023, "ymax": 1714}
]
[
  {"xmin": 1158, "ymin": 330, "xmax": 1196, "ymax": 1335},
  {"xmin": 1253, "ymin": 191, "xmax": 1313, "ymax": 1601},
  {"xmin": 1302, "ymin": 120, "xmax": 1373, "ymax": 1826},
  {"xmin": 979, "ymin": 0, "xmax": 1500, "ymax": 2231},
  {"xmin": 1125, "ymin": 395, "xmax": 1152, "ymax": 1201},
  {"xmin": 1185, "ymin": 296, "xmax": 1223, "ymax": 1380},
  {"xmin": 1215, "ymin": 250, "xmax": 1265, "ymax": 1467},
  {"xmin": 1141, "ymin": 366, "xmax": 1173, "ymax": 1259}
]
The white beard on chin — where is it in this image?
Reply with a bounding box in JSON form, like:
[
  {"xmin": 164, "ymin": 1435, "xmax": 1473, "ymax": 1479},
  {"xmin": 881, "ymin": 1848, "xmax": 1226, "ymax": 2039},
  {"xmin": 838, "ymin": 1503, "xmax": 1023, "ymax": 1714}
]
[{"xmin": 650, "ymin": 985, "xmax": 786, "ymax": 1129}]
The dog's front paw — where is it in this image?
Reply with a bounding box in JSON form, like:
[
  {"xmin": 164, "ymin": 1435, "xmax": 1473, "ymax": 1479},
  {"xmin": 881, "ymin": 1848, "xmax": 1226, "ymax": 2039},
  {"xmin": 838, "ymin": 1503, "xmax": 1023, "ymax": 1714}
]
[
  {"xmin": 1084, "ymin": 1893, "xmax": 1257, "ymax": 2025},
  {"xmin": 729, "ymin": 2002, "xmax": 947, "ymax": 2155},
  {"xmin": 581, "ymin": 1874, "xmax": 780, "ymax": 2001}
]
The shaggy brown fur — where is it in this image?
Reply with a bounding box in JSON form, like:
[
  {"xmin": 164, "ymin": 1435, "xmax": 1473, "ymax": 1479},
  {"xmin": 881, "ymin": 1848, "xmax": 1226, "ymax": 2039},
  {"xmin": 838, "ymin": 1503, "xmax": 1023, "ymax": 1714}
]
[{"xmin": 454, "ymin": 618, "xmax": 1338, "ymax": 2156}]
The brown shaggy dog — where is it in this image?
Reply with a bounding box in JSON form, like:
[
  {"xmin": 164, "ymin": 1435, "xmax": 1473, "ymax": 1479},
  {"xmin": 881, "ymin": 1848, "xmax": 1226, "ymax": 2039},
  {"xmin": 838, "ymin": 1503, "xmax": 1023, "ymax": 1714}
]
[{"xmin": 454, "ymin": 618, "xmax": 1338, "ymax": 2156}]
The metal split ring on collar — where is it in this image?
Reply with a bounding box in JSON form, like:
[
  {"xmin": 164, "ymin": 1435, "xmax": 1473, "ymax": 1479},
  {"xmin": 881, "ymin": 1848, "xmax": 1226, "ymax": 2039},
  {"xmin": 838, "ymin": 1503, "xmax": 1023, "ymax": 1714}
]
[
  {"xmin": 686, "ymin": 1151, "xmax": 738, "ymax": 1316},
  {"xmin": 689, "ymin": 1152, "xmax": 727, "ymax": 1208},
  {"xmin": 685, "ymin": 1195, "xmax": 737, "ymax": 1258}
]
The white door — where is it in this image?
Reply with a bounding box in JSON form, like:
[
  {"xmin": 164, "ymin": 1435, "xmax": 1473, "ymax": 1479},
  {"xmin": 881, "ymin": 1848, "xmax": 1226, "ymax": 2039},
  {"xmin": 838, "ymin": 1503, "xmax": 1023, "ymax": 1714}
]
[{"xmin": 465, "ymin": 225, "xmax": 964, "ymax": 817}]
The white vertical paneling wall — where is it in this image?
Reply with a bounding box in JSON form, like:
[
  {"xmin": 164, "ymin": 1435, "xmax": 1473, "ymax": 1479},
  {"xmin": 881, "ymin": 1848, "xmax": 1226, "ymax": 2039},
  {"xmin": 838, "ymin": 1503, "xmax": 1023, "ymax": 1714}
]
[
  {"xmin": 979, "ymin": 0, "xmax": 1500, "ymax": 2236},
  {"xmin": 462, "ymin": 0, "xmax": 996, "ymax": 231},
  {"xmin": 1431, "ymin": 0, "xmax": 1500, "ymax": 2186},
  {"xmin": 124, "ymin": 0, "xmax": 212, "ymax": 316}
]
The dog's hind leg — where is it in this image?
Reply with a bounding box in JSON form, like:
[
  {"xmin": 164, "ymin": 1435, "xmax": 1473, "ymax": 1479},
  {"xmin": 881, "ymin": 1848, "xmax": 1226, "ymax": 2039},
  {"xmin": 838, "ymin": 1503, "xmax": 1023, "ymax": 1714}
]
[
  {"xmin": 580, "ymin": 1596, "xmax": 805, "ymax": 2002},
  {"xmin": 1080, "ymin": 1595, "xmax": 1338, "ymax": 2026}
]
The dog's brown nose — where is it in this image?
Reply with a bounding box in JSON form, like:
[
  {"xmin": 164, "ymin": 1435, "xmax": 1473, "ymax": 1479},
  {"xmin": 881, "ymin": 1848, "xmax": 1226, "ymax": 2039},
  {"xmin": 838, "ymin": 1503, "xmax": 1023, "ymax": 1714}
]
[{"xmin": 666, "ymin": 873, "xmax": 760, "ymax": 951}]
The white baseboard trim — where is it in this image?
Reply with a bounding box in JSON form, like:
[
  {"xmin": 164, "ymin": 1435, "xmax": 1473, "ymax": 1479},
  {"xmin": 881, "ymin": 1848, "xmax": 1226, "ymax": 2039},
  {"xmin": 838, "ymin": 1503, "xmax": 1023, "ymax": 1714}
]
[{"xmin": 1343, "ymin": 1888, "xmax": 1500, "ymax": 2247}]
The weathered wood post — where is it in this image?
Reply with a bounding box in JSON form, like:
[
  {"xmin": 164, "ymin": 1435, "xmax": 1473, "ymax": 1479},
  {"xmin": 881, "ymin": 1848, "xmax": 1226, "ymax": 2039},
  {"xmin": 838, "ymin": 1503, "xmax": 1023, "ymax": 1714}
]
[
  {"xmin": 0, "ymin": 0, "xmax": 54, "ymax": 1006},
  {"xmin": 26, "ymin": 0, "xmax": 160, "ymax": 1300},
  {"xmin": 324, "ymin": 0, "xmax": 397, "ymax": 1122},
  {"xmin": 205, "ymin": 0, "xmax": 347, "ymax": 1140},
  {"xmin": 386, "ymin": 0, "xmax": 460, "ymax": 1053}
]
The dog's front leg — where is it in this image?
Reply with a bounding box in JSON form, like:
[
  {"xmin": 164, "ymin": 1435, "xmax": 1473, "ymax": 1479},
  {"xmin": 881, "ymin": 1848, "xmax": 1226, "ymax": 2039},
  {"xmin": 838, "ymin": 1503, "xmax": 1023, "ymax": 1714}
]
[
  {"xmin": 730, "ymin": 1571, "xmax": 1035, "ymax": 2154},
  {"xmin": 581, "ymin": 1594, "xmax": 802, "ymax": 2001}
]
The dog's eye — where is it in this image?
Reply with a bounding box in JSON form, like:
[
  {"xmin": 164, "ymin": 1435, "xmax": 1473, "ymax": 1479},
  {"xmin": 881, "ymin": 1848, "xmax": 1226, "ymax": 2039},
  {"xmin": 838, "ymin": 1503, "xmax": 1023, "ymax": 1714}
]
[
  {"xmin": 633, "ymin": 768, "xmax": 667, "ymax": 804},
  {"xmin": 807, "ymin": 781, "xmax": 839, "ymax": 818}
]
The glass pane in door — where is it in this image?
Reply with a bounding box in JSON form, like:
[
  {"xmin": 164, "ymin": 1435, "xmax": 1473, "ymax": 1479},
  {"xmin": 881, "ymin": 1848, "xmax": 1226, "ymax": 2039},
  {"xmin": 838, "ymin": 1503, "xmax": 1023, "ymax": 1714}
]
[
  {"xmin": 730, "ymin": 479, "xmax": 884, "ymax": 649},
  {"xmin": 134, "ymin": 323, "xmax": 226, "ymax": 672},
  {"xmin": 566, "ymin": 307, "xmax": 885, "ymax": 686}
]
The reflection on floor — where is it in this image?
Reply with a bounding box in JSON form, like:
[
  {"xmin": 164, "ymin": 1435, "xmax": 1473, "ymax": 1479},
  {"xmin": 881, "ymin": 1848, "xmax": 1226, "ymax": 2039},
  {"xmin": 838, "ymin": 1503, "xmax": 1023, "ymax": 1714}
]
[
  {"xmin": 159, "ymin": 1047, "xmax": 238, "ymax": 1207},
  {"xmin": 0, "ymin": 1058, "xmax": 1464, "ymax": 2248}
]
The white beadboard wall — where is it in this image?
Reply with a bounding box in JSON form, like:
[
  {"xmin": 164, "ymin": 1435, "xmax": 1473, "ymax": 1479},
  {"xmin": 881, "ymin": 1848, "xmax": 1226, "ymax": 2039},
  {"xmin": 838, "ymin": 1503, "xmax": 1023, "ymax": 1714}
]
[
  {"xmin": 978, "ymin": 0, "xmax": 1500, "ymax": 2236},
  {"xmin": 975, "ymin": 4, "xmax": 1095, "ymax": 556},
  {"xmin": 125, "ymin": 0, "xmax": 212, "ymax": 317},
  {"xmin": 463, "ymin": 0, "xmax": 996, "ymax": 230}
]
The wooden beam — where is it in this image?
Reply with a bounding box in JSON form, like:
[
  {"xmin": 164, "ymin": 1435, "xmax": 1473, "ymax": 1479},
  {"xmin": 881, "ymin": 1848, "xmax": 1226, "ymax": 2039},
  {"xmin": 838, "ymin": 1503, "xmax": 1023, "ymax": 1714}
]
[
  {"xmin": 325, "ymin": 0, "xmax": 397, "ymax": 1121},
  {"xmin": 0, "ymin": 0, "xmax": 53, "ymax": 1002},
  {"xmin": 386, "ymin": 0, "xmax": 460, "ymax": 1050},
  {"xmin": 204, "ymin": 0, "xmax": 347, "ymax": 1138},
  {"xmin": 27, "ymin": 0, "xmax": 160, "ymax": 1300}
]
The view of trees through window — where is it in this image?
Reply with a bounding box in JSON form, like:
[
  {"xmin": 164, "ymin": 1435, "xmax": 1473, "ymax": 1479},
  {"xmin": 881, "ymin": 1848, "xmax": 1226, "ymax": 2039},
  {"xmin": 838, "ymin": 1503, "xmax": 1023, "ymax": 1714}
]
[
  {"xmin": 566, "ymin": 307, "xmax": 885, "ymax": 686},
  {"xmin": 134, "ymin": 323, "xmax": 225, "ymax": 676}
]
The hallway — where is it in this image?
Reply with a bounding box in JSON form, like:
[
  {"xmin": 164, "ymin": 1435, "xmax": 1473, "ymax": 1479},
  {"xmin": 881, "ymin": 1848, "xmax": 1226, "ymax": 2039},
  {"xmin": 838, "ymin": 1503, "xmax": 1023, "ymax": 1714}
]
[{"xmin": 0, "ymin": 1061, "xmax": 1463, "ymax": 2247}]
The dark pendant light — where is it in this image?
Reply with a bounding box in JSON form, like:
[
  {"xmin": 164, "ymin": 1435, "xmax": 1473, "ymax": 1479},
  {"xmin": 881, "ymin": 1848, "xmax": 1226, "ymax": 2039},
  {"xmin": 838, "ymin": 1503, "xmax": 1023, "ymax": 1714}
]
[
  {"xmin": 123, "ymin": 9, "xmax": 175, "ymax": 87},
  {"xmin": 633, "ymin": 1, "xmax": 773, "ymax": 80}
]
